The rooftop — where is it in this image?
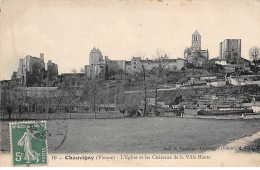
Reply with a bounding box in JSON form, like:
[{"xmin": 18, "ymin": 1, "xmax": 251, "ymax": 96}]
[{"xmin": 192, "ymin": 30, "xmax": 201, "ymax": 36}]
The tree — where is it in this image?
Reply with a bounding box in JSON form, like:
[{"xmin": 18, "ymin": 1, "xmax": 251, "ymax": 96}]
[
  {"xmin": 122, "ymin": 93, "xmax": 143, "ymax": 117},
  {"xmin": 152, "ymin": 49, "xmax": 170, "ymax": 114},
  {"xmin": 60, "ymin": 76, "xmax": 83, "ymax": 117},
  {"xmin": 47, "ymin": 64, "xmax": 58, "ymax": 80},
  {"xmin": 115, "ymin": 80, "xmax": 127, "ymax": 115},
  {"xmin": 1, "ymin": 90, "xmax": 14, "ymax": 119},
  {"xmin": 0, "ymin": 89, "xmax": 27, "ymax": 120},
  {"xmin": 134, "ymin": 52, "xmax": 149, "ymax": 116},
  {"xmin": 27, "ymin": 63, "xmax": 45, "ymax": 87},
  {"xmin": 249, "ymin": 47, "xmax": 260, "ymax": 65},
  {"xmin": 82, "ymin": 78, "xmax": 106, "ymax": 118},
  {"xmin": 203, "ymin": 61, "xmax": 225, "ymax": 74},
  {"xmin": 80, "ymin": 67, "xmax": 85, "ymax": 73},
  {"xmin": 71, "ymin": 69, "xmax": 77, "ymax": 73}
]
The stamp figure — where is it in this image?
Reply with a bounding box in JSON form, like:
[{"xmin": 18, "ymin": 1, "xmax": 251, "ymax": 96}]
[{"xmin": 9, "ymin": 121, "xmax": 48, "ymax": 166}]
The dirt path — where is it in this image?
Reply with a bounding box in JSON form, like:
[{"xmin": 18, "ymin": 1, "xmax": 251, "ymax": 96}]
[
  {"xmin": 216, "ymin": 130, "xmax": 260, "ymax": 152},
  {"xmin": 198, "ymin": 130, "xmax": 260, "ymax": 166}
]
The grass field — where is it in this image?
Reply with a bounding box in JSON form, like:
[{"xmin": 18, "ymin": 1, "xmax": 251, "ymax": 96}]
[
  {"xmin": 242, "ymin": 138, "xmax": 260, "ymax": 153},
  {"xmin": 1, "ymin": 117, "xmax": 260, "ymax": 153}
]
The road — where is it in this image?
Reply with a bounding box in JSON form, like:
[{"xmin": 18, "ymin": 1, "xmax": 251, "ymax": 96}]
[{"xmin": 125, "ymin": 85, "xmax": 209, "ymax": 94}]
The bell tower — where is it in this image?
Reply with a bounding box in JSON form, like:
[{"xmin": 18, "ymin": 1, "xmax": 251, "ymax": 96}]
[{"xmin": 191, "ymin": 30, "xmax": 201, "ymax": 51}]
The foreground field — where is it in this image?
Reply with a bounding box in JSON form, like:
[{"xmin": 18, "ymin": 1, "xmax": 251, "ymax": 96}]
[{"xmin": 1, "ymin": 117, "xmax": 260, "ymax": 153}]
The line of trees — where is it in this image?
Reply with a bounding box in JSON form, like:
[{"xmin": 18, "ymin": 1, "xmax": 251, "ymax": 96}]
[
  {"xmin": 128, "ymin": 50, "xmax": 172, "ymax": 116},
  {"xmin": 3, "ymin": 46, "xmax": 260, "ymax": 120}
]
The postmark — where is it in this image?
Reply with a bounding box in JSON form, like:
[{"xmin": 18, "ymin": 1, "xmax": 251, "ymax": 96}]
[{"xmin": 9, "ymin": 121, "xmax": 48, "ymax": 166}]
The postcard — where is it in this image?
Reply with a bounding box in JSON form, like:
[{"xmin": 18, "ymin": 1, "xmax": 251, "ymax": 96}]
[{"xmin": 0, "ymin": 0, "xmax": 260, "ymax": 167}]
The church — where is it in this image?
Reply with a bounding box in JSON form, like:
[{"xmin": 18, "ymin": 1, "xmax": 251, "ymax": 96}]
[{"xmin": 184, "ymin": 30, "xmax": 209, "ymax": 67}]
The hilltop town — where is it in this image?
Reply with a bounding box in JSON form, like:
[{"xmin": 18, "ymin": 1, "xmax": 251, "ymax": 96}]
[
  {"xmin": 1, "ymin": 30, "xmax": 260, "ymax": 119},
  {"xmin": 2, "ymin": 0, "xmax": 260, "ymax": 165}
]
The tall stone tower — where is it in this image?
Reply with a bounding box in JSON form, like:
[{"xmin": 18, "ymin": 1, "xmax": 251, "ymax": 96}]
[
  {"xmin": 85, "ymin": 47, "xmax": 106, "ymax": 79},
  {"xmin": 219, "ymin": 39, "xmax": 241, "ymax": 62},
  {"xmin": 89, "ymin": 47, "xmax": 104, "ymax": 65},
  {"xmin": 191, "ymin": 30, "xmax": 201, "ymax": 51}
]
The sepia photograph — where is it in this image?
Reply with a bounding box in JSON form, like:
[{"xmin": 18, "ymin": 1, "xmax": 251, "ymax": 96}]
[{"xmin": 0, "ymin": 0, "xmax": 260, "ymax": 167}]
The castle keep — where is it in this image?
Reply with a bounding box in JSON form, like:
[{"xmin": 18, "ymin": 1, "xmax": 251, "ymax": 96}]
[
  {"xmin": 219, "ymin": 39, "xmax": 241, "ymax": 64},
  {"xmin": 85, "ymin": 47, "xmax": 126, "ymax": 79}
]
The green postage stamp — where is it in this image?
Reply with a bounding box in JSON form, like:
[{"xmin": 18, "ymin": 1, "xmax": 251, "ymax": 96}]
[{"xmin": 9, "ymin": 121, "xmax": 48, "ymax": 166}]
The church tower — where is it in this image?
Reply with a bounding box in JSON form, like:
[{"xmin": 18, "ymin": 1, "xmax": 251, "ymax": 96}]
[{"xmin": 191, "ymin": 30, "xmax": 201, "ymax": 51}]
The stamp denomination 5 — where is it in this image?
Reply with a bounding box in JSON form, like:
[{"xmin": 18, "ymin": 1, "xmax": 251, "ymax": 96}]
[{"xmin": 9, "ymin": 121, "xmax": 48, "ymax": 166}]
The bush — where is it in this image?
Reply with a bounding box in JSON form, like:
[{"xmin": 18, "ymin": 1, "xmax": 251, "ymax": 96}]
[
  {"xmin": 64, "ymin": 107, "xmax": 70, "ymax": 113},
  {"xmin": 198, "ymin": 109, "xmax": 253, "ymax": 116}
]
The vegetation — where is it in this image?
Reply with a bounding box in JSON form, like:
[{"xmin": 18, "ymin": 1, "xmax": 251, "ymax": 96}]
[
  {"xmin": 2, "ymin": 48, "xmax": 260, "ymax": 119},
  {"xmin": 249, "ymin": 46, "xmax": 260, "ymax": 65},
  {"xmin": 2, "ymin": 118, "xmax": 259, "ymax": 153},
  {"xmin": 27, "ymin": 63, "xmax": 46, "ymax": 87},
  {"xmin": 82, "ymin": 78, "xmax": 107, "ymax": 118},
  {"xmin": 243, "ymin": 138, "xmax": 260, "ymax": 153}
]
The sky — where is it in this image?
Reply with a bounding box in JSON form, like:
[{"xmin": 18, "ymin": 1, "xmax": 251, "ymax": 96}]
[{"xmin": 1, "ymin": 0, "xmax": 260, "ymax": 80}]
